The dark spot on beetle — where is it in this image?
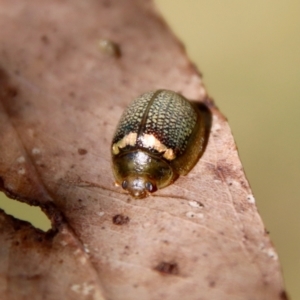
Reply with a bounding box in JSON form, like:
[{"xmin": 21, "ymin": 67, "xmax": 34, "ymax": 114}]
[
  {"xmin": 209, "ymin": 281, "xmax": 216, "ymax": 288},
  {"xmin": 14, "ymin": 241, "xmax": 20, "ymax": 246},
  {"xmin": 279, "ymin": 290, "xmax": 289, "ymax": 300},
  {"xmin": 101, "ymin": 226, "xmax": 105, "ymax": 230},
  {"xmin": 112, "ymin": 214, "xmax": 130, "ymax": 225},
  {"xmin": 265, "ymin": 228, "xmax": 270, "ymax": 235},
  {"xmin": 59, "ymin": 259, "xmax": 63, "ymax": 264},
  {"xmin": 154, "ymin": 261, "xmax": 179, "ymax": 275},
  {"xmin": 78, "ymin": 148, "xmax": 87, "ymax": 155},
  {"xmin": 133, "ymin": 284, "xmax": 138, "ymax": 288},
  {"xmin": 41, "ymin": 35, "xmax": 49, "ymax": 45},
  {"xmin": 78, "ymin": 199, "xmax": 83, "ymax": 202}
]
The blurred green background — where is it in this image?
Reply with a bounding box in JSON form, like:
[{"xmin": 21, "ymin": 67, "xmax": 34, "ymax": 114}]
[
  {"xmin": 0, "ymin": 1, "xmax": 299, "ymax": 299},
  {"xmin": 155, "ymin": 1, "xmax": 300, "ymax": 299}
]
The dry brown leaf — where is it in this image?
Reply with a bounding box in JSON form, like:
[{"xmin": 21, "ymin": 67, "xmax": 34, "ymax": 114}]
[{"xmin": 0, "ymin": 0, "xmax": 287, "ymax": 299}]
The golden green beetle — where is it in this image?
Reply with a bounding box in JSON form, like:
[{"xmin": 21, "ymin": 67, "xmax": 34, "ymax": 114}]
[{"xmin": 111, "ymin": 90, "xmax": 207, "ymax": 198}]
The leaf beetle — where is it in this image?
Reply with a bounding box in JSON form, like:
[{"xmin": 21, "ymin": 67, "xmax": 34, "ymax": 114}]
[{"xmin": 111, "ymin": 90, "xmax": 208, "ymax": 198}]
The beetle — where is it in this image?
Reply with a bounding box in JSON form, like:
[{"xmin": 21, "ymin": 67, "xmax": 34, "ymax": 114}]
[{"xmin": 111, "ymin": 90, "xmax": 208, "ymax": 198}]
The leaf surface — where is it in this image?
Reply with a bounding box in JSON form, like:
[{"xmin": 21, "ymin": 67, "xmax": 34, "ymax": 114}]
[{"xmin": 0, "ymin": 0, "xmax": 287, "ymax": 299}]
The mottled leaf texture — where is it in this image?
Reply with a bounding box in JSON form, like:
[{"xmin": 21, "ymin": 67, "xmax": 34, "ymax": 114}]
[{"xmin": 0, "ymin": 1, "xmax": 287, "ymax": 300}]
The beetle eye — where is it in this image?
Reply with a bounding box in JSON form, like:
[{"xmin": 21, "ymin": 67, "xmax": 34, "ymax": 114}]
[
  {"xmin": 122, "ymin": 180, "xmax": 128, "ymax": 189},
  {"xmin": 145, "ymin": 182, "xmax": 156, "ymax": 193}
]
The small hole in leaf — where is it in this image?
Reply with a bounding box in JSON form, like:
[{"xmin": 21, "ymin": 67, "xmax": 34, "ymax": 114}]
[
  {"xmin": 112, "ymin": 214, "xmax": 130, "ymax": 225},
  {"xmin": 154, "ymin": 261, "xmax": 179, "ymax": 275},
  {"xmin": 0, "ymin": 193, "xmax": 51, "ymax": 232}
]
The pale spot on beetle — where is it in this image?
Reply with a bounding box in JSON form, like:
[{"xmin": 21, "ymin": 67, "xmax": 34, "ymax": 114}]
[
  {"xmin": 186, "ymin": 211, "xmax": 204, "ymax": 219},
  {"xmin": 112, "ymin": 132, "xmax": 137, "ymax": 154},
  {"xmin": 163, "ymin": 148, "xmax": 175, "ymax": 160},
  {"xmin": 140, "ymin": 134, "xmax": 175, "ymax": 160},
  {"xmin": 97, "ymin": 211, "xmax": 105, "ymax": 217},
  {"xmin": 247, "ymin": 194, "xmax": 255, "ymax": 204}
]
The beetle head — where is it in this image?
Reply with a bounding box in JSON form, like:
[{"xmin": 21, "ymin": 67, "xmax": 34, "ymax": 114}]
[{"xmin": 121, "ymin": 175, "xmax": 157, "ymax": 199}]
